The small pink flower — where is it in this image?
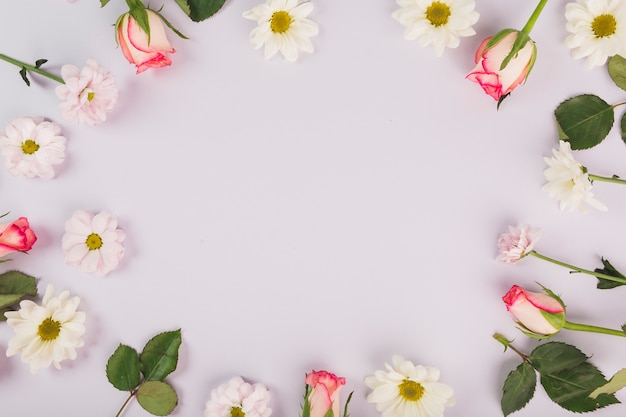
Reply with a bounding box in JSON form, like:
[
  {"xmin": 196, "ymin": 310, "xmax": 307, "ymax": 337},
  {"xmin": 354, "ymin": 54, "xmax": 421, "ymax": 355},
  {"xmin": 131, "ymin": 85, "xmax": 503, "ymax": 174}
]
[
  {"xmin": 502, "ymin": 285, "xmax": 565, "ymax": 336},
  {"xmin": 116, "ymin": 9, "xmax": 175, "ymax": 74},
  {"xmin": 204, "ymin": 376, "xmax": 271, "ymax": 417},
  {"xmin": 466, "ymin": 30, "xmax": 536, "ymax": 101},
  {"xmin": 305, "ymin": 370, "xmax": 346, "ymax": 417},
  {"xmin": 496, "ymin": 224, "xmax": 541, "ymax": 264},
  {"xmin": 0, "ymin": 217, "xmax": 37, "ymax": 258},
  {"xmin": 55, "ymin": 59, "xmax": 118, "ymax": 126}
]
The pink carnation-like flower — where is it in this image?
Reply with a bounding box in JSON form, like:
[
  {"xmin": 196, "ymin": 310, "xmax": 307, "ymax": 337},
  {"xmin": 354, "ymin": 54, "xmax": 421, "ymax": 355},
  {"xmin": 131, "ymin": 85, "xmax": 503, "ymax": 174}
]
[
  {"xmin": 496, "ymin": 224, "xmax": 541, "ymax": 264},
  {"xmin": 55, "ymin": 59, "xmax": 118, "ymax": 126}
]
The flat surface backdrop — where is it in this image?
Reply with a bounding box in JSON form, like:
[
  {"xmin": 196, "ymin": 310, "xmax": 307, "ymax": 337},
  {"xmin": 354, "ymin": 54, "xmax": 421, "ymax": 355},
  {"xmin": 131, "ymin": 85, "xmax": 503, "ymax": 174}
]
[{"xmin": 2, "ymin": 0, "xmax": 626, "ymax": 416}]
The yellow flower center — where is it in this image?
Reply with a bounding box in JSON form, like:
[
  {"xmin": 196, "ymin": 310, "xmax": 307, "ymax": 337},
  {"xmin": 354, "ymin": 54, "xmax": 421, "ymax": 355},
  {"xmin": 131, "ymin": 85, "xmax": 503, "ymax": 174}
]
[
  {"xmin": 426, "ymin": 1, "xmax": 451, "ymax": 27},
  {"xmin": 591, "ymin": 14, "xmax": 617, "ymax": 38},
  {"xmin": 86, "ymin": 233, "xmax": 103, "ymax": 250},
  {"xmin": 21, "ymin": 139, "xmax": 40, "ymax": 155},
  {"xmin": 230, "ymin": 407, "xmax": 245, "ymax": 417},
  {"xmin": 398, "ymin": 379, "xmax": 425, "ymax": 402},
  {"xmin": 87, "ymin": 91, "xmax": 95, "ymax": 102},
  {"xmin": 38, "ymin": 317, "xmax": 61, "ymax": 341},
  {"xmin": 270, "ymin": 11, "xmax": 292, "ymax": 33}
]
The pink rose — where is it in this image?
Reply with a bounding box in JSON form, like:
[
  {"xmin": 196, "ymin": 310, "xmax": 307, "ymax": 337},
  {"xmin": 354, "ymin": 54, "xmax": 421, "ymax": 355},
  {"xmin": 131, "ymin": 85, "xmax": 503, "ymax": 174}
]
[
  {"xmin": 115, "ymin": 9, "xmax": 175, "ymax": 74},
  {"xmin": 0, "ymin": 217, "xmax": 37, "ymax": 258},
  {"xmin": 305, "ymin": 370, "xmax": 346, "ymax": 417},
  {"xmin": 466, "ymin": 30, "xmax": 536, "ymax": 101},
  {"xmin": 502, "ymin": 285, "xmax": 565, "ymax": 336},
  {"xmin": 496, "ymin": 224, "xmax": 541, "ymax": 264}
]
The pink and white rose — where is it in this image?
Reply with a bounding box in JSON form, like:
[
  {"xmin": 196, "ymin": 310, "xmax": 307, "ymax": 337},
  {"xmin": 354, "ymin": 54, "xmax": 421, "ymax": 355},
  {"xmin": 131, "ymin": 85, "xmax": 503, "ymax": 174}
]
[
  {"xmin": 502, "ymin": 285, "xmax": 565, "ymax": 336},
  {"xmin": 496, "ymin": 224, "xmax": 541, "ymax": 264},
  {"xmin": 305, "ymin": 370, "xmax": 346, "ymax": 417},
  {"xmin": 116, "ymin": 9, "xmax": 175, "ymax": 74},
  {"xmin": 466, "ymin": 30, "xmax": 536, "ymax": 101},
  {"xmin": 0, "ymin": 217, "xmax": 37, "ymax": 258}
]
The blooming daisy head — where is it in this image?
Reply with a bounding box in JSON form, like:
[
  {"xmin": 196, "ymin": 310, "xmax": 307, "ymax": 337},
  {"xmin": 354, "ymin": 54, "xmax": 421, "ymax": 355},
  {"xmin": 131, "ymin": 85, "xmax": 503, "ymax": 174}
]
[
  {"xmin": 204, "ymin": 376, "xmax": 272, "ymax": 417},
  {"xmin": 565, "ymin": 0, "xmax": 626, "ymax": 68},
  {"xmin": 542, "ymin": 140, "xmax": 607, "ymax": 212},
  {"xmin": 496, "ymin": 224, "xmax": 541, "ymax": 264},
  {"xmin": 55, "ymin": 59, "xmax": 118, "ymax": 126},
  {"xmin": 61, "ymin": 210, "xmax": 126, "ymax": 276},
  {"xmin": 0, "ymin": 116, "xmax": 66, "ymax": 179},
  {"xmin": 365, "ymin": 355, "xmax": 455, "ymax": 417},
  {"xmin": 392, "ymin": 0, "xmax": 479, "ymax": 57},
  {"xmin": 5, "ymin": 284, "xmax": 86, "ymax": 374},
  {"xmin": 243, "ymin": 0, "xmax": 319, "ymax": 62}
]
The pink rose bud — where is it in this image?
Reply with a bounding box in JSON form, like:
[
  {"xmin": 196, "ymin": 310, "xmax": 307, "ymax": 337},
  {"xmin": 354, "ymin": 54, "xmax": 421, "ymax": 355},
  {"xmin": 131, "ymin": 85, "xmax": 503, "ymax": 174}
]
[
  {"xmin": 0, "ymin": 217, "xmax": 37, "ymax": 258},
  {"xmin": 466, "ymin": 29, "xmax": 537, "ymax": 102},
  {"xmin": 502, "ymin": 285, "xmax": 565, "ymax": 336},
  {"xmin": 115, "ymin": 9, "xmax": 175, "ymax": 74},
  {"xmin": 305, "ymin": 370, "xmax": 346, "ymax": 417}
]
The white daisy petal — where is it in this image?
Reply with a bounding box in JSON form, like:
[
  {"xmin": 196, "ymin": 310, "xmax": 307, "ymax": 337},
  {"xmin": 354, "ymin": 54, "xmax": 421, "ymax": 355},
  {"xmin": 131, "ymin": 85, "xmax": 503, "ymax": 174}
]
[{"xmin": 204, "ymin": 376, "xmax": 272, "ymax": 417}]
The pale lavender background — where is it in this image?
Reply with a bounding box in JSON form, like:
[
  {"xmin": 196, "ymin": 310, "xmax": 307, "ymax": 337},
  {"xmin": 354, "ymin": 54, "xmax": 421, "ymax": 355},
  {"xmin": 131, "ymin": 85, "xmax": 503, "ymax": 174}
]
[{"xmin": 1, "ymin": 0, "xmax": 626, "ymax": 416}]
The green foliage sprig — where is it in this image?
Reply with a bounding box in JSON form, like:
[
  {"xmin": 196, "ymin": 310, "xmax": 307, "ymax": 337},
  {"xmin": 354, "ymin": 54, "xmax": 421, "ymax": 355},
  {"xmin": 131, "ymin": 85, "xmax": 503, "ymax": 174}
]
[
  {"xmin": 555, "ymin": 55, "xmax": 626, "ymax": 149},
  {"xmin": 106, "ymin": 329, "xmax": 182, "ymax": 417},
  {"xmin": 101, "ymin": 0, "xmax": 226, "ymax": 23},
  {"xmin": 0, "ymin": 270, "xmax": 37, "ymax": 320}
]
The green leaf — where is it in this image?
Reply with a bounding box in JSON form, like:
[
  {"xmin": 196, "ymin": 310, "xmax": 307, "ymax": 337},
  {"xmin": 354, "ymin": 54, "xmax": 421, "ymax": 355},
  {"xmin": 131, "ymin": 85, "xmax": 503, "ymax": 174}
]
[
  {"xmin": 130, "ymin": 7, "xmax": 151, "ymax": 41},
  {"xmin": 140, "ymin": 329, "xmax": 181, "ymax": 381},
  {"xmin": 529, "ymin": 342, "xmax": 587, "ymax": 374},
  {"xmin": 100, "ymin": 0, "xmax": 111, "ymax": 6},
  {"xmin": 621, "ymin": 111, "xmax": 626, "ymax": 145},
  {"xmin": 106, "ymin": 344, "xmax": 141, "ymax": 391},
  {"xmin": 555, "ymin": 94, "xmax": 614, "ymax": 150},
  {"xmin": 136, "ymin": 380, "xmax": 178, "ymax": 416},
  {"xmin": 19, "ymin": 67, "xmax": 30, "ymax": 86},
  {"xmin": 501, "ymin": 362, "xmax": 536, "ymax": 416},
  {"xmin": 152, "ymin": 9, "xmax": 188, "ymax": 40},
  {"xmin": 174, "ymin": 0, "xmax": 191, "ymax": 16},
  {"xmin": 0, "ymin": 270, "xmax": 37, "ymax": 312},
  {"xmin": 186, "ymin": 0, "xmax": 227, "ymax": 22},
  {"xmin": 540, "ymin": 362, "xmax": 619, "ymax": 412},
  {"xmin": 590, "ymin": 369, "xmax": 626, "ymax": 399},
  {"xmin": 34, "ymin": 59, "xmax": 47, "ymax": 69},
  {"xmin": 608, "ymin": 55, "xmax": 626, "ymax": 92},
  {"xmin": 343, "ymin": 390, "xmax": 353, "ymax": 417},
  {"xmin": 594, "ymin": 258, "xmax": 626, "ymax": 289},
  {"xmin": 501, "ymin": 32, "xmax": 532, "ymax": 71},
  {"xmin": 301, "ymin": 384, "xmax": 311, "ymax": 417}
]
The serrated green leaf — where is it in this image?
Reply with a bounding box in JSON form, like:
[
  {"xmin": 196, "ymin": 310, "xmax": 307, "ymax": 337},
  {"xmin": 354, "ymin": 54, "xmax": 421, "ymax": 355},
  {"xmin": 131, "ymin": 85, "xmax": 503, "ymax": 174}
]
[
  {"xmin": 0, "ymin": 270, "xmax": 37, "ymax": 310},
  {"xmin": 136, "ymin": 380, "xmax": 178, "ymax": 416},
  {"xmin": 590, "ymin": 369, "xmax": 626, "ymax": 399},
  {"xmin": 186, "ymin": 0, "xmax": 226, "ymax": 22},
  {"xmin": 140, "ymin": 329, "xmax": 181, "ymax": 381},
  {"xmin": 555, "ymin": 94, "xmax": 614, "ymax": 150},
  {"xmin": 501, "ymin": 362, "xmax": 536, "ymax": 416},
  {"xmin": 594, "ymin": 258, "xmax": 626, "ymax": 289},
  {"xmin": 540, "ymin": 362, "xmax": 619, "ymax": 412},
  {"xmin": 106, "ymin": 344, "xmax": 141, "ymax": 391},
  {"xmin": 530, "ymin": 342, "xmax": 587, "ymax": 374},
  {"xmin": 608, "ymin": 55, "xmax": 626, "ymax": 92},
  {"xmin": 174, "ymin": 0, "xmax": 191, "ymax": 16}
]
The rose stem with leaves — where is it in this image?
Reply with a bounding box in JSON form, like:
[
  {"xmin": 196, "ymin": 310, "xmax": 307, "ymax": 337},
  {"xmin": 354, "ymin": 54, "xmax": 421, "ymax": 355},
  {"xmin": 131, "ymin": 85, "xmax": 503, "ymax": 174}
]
[
  {"xmin": 0, "ymin": 54, "xmax": 64, "ymax": 84},
  {"xmin": 527, "ymin": 250, "xmax": 626, "ymax": 286}
]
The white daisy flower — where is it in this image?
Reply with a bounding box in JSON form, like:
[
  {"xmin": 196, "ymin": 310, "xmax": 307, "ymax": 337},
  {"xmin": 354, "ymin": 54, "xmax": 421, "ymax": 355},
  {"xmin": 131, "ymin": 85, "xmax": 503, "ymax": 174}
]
[
  {"xmin": 5, "ymin": 284, "xmax": 86, "ymax": 374},
  {"xmin": 365, "ymin": 355, "xmax": 455, "ymax": 417},
  {"xmin": 542, "ymin": 140, "xmax": 607, "ymax": 212},
  {"xmin": 243, "ymin": 0, "xmax": 319, "ymax": 62},
  {"xmin": 392, "ymin": 0, "xmax": 479, "ymax": 57},
  {"xmin": 204, "ymin": 376, "xmax": 272, "ymax": 417},
  {"xmin": 0, "ymin": 116, "xmax": 66, "ymax": 179},
  {"xmin": 565, "ymin": 0, "xmax": 626, "ymax": 68},
  {"xmin": 61, "ymin": 210, "xmax": 126, "ymax": 276}
]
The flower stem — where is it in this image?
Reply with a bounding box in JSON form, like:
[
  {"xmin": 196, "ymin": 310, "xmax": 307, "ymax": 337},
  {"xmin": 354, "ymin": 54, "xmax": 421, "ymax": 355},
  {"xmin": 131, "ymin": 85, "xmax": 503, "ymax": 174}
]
[
  {"xmin": 0, "ymin": 53, "xmax": 64, "ymax": 84},
  {"xmin": 520, "ymin": 0, "xmax": 549, "ymax": 35},
  {"xmin": 493, "ymin": 333, "xmax": 529, "ymax": 361},
  {"xmin": 563, "ymin": 321, "xmax": 626, "ymax": 337},
  {"xmin": 589, "ymin": 173, "xmax": 626, "ymax": 185},
  {"xmin": 528, "ymin": 250, "xmax": 626, "ymax": 285},
  {"xmin": 115, "ymin": 392, "xmax": 136, "ymax": 417}
]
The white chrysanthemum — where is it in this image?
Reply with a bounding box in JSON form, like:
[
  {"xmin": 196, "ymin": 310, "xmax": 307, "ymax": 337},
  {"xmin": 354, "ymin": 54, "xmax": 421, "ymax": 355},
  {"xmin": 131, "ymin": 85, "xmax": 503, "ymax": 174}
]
[
  {"xmin": 392, "ymin": 0, "xmax": 479, "ymax": 57},
  {"xmin": 565, "ymin": 0, "xmax": 626, "ymax": 68},
  {"xmin": 243, "ymin": 0, "xmax": 319, "ymax": 62},
  {"xmin": 61, "ymin": 210, "xmax": 125, "ymax": 276},
  {"xmin": 5, "ymin": 284, "xmax": 86, "ymax": 374},
  {"xmin": 365, "ymin": 355, "xmax": 455, "ymax": 417},
  {"xmin": 542, "ymin": 141, "xmax": 607, "ymax": 212},
  {"xmin": 55, "ymin": 59, "xmax": 118, "ymax": 126},
  {"xmin": 204, "ymin": 376, "xmax": 272, "ymax": 417},
  {"xmin": 0, "ymin": 116, "xmax": 66, "ymax": 179}
]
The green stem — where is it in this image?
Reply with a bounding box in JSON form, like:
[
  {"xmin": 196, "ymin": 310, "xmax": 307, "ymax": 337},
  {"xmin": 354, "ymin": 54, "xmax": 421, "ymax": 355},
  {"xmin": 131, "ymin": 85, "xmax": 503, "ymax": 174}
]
[
  {"xmin": 528, "ymin": 250, "xmax": 626, "ymax": 285},
  {"xmin": 520, "ymin": 0, "xmax": 549, "ymax": 35},
  {"xmin": 563, "ymin": 321, "xmax": 626, "ymax": 337},
  {"xmin": 589, "ymin": 173, "xmax": 626, "ymax": 185},
  {"xmin": 493, "ymin": 333, "xmax": 530, "ymax": 361},
  {"xmin": 115, "ymin": 392, "xmax": 136, "ymax": 417},
  {"xmin": 0, "ymin": 53, "xmax": 64, "ymax": 84}
]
